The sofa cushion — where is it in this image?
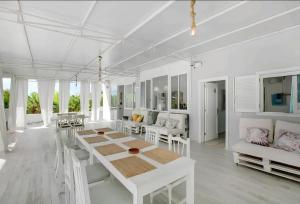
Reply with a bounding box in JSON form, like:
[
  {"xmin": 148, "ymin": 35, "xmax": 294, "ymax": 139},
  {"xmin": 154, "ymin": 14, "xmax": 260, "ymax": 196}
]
[
  {"xmin": 239, "ymin": 118, "xmax": 274, "ymax": 142},
  {"xmin": 157, "ymin": 112, "xmax": 187, "ymax": 130},
  {"xmin": 245, "ymin": 127, "xmax": 269, "ymax": 146},
  {"xmin": 155, "ymin": 118, "xmax": 167, "ymax": 127},
  {"xmin": 166, "ymin": 119, "xmax": 178, "ymax": 129},
  {"xmin": 274, "ymin": 130, "xmax": 300, "ymax": 153},
  {"xmin": 132, "ymin": 114, "xmax": 139, "ymax": 122},
  {"xmin": 232, "ymin": 140, "xmax": 300, "ymax": 167},
  {"xmin": 274, "ymin": 120, "xmax": 300, "ymax": 143}
]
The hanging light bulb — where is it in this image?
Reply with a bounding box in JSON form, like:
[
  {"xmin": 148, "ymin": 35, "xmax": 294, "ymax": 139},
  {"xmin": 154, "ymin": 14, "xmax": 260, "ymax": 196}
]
[{"xmin": 190, "ymin": 0, "xmax": 196, "ymax": 36}]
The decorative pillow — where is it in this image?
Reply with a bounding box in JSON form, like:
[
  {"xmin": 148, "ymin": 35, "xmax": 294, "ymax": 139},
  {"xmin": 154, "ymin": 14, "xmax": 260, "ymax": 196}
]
[
  {"xmin": 155, "ymin": 118, "xmax": 166, "ymax": 127},
  {"xmin": 166, "ymin": 119, "xmax": 178, "ymax": 129},
  {"xmin": 132, "ymin": 114, "xmax": 139, "ymax": 122},
  {"xmin": 273, "ymin": 130, "xmax": 300, "ymax": 153},
  {"xmin": 136, "ymin": 115, "xmax": 144, "ymax": 123},
  {"xmin": 245, "ymin": 127, "xmax": 269, "ymax": 146}
]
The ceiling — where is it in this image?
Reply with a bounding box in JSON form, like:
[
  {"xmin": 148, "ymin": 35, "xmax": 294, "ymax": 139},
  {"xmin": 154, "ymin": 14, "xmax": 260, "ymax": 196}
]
[{"xmin": 0, "ymin": 1, "xmax": 299, "ymax": 81}]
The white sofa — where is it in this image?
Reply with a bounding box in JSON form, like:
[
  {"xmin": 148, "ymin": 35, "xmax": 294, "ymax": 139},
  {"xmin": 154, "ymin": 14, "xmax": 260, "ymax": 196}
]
[
  {"xmin": 123, "ymin": 109, "xmax": 150, "ymax": 134},
  {"xmin": 232, "ymin": 118, "xmax": 300, "ymax": 182},
  {"xmin": 149, "ymin": 112, "xmax": 187, "ymax": 142}
]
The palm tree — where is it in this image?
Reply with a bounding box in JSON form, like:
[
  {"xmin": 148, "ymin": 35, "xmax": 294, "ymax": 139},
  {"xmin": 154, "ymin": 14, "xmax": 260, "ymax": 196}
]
[
  {"xmin": 68, "ymin": 95, "xmax": 80, "ymax": 112},
  {"xmin": 3, "ymin": 90, "xmax": 10, "ymax": 109},
  {"xmin": 27, "ymin": 92, "xmax": 41, "ymax": 114},
  {"xmin": 53, "ymin": 91, "xmax": 59, "ymax": 113}
]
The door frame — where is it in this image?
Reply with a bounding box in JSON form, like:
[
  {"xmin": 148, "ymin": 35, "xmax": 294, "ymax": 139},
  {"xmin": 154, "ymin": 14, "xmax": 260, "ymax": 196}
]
[{"xmin": 198, "ymin": 76, "xmax": 229, "ymax": 150}]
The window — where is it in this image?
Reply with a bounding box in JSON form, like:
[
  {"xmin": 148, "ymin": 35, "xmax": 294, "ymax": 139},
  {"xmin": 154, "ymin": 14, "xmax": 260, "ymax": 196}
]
[
  {"xmin": 69, "ymin": 81, "xmax": 80, "ymax": 112},
  {"xmin": 100, "ymin": 91, "xmax": 103, "ymax": 107},
  {"xmin": 146, "ymin": 80, "xmax": 151, "ymax": 109},
  {"xmin": 171, "ymin": 74, "xmax": 187, "ymax": 110},
  {"xmin": 89, "ymin": 83, "xmax": 92, "ymax": 111},
  {"xmin": 298, "ymin": 75, "xmax": 300, "ymax": 104},
  {"xmin": 140, "ymin": 81, "xmax": 145, "ymax": 108},
  {"xmin": 261, "ymin": 74, "xmax": 300, "ymax": 114},
  {"xmin": 111, "ymin": 85, "xmax": 117, "ymax": 108},
  {"xmin": 53, "ymin": 81, "xmax": 59, "ymax": 113},
  {"xmin": 124, "ymin": 84, "xmax": 133, "ymax": 109},
  {"xmin": 152, "ymin": 75, "xmax": 168, "ymax": 111},
  {"xmin": 27, "ymin": 79, "xmax": 41, "ymax": 114},
  {"xmin": 2, "ymin": 78, "xmax": 11, "ymax": 109},
  {"xmin": 133, "ymin": 83, "xmax": 136, "ymax": 109}
]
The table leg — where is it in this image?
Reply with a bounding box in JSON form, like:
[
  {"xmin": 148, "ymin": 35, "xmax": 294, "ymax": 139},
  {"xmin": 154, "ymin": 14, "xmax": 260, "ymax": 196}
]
[
  {"xmin": 133, "ymin": 192, "xmax": 143, "ymax": 204},
  {"xmin": 89, "ymin": 149, "xmax": 94, "ymax": 165},
  {"xmin": 186, "ymin": 166, "xmax": 194, "ymax": 204}
]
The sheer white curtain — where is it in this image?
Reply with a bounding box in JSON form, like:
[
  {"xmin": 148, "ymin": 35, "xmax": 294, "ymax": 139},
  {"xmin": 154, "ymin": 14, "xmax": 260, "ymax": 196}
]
[
  {"xmin": 102, "ymin": 82, "xmax": 111, "ymax": 121},
  {"xmin": 91, "ymin": 82, "xmax": 101, "ymax": 121},
  {"xmin": 8, "ymin": 75, "xmax": 17, "ymax": 130},
  {"xmin": 16, "ymin": 78, "xmax": 28, "ymax": 128},
  {"xmin": 38, "ymin": 80, "xmax": 55, "ymax": 126},
  {"xmin": 0, "ymin": 72, "xmax": 8, "ymax": 152},
  {"xmin": 59, "ymin": 80, "xmax": 70, "ymax": 113},
  {"xmin": 80, "ymin": 80, "xmax": 90, "ymax": 116}
]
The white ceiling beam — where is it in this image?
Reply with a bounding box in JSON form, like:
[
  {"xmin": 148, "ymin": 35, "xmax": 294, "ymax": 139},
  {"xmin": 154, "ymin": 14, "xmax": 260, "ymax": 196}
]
[
  {"xmin": 73, "ymin": 1, "xmax": 175, "ymax": 79},
  {"xmin": 0, "ymin": 17, "xmax": 116, "ymax": 44},
  {"xmin": 123, "ymin": 7, "xmax": 300, "ymax": 73},
  {"xmin": 107, "ymin": 1, "xmax": 247, "ymax": 70},
  {"xmin": 17, "ymin": 1, "xmax": 34, "ymax": 64},
  {"xmin": 60, "ymin": 1, "xmax": 98, "ymax": 75},
  {"xmin": 0, "ymin": 6, "xmax": 117, "ymax": 38}
]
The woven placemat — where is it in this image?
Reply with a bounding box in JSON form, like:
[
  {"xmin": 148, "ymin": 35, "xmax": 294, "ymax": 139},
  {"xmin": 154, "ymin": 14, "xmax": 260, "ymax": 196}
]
[
  {"xmin": 143, "ymin": 148, "xmax": 180, "ymax": 164},
  {"xmin": 95, "ymin": 144, "xmax": 126, "ymax": 156},
  {"xmin": 123, "ymin": 139, "xmax": 152, "ymax": 149},
  {"xmin": 111, "ymin": 156, "xmax": 156, "ymax": 178},
  {"xmin": 83, "ymin": 136, "xmax": 108, "ymax": 144},
  {"xmin": 106, "ymin": 132, "xmax": 128, "ymax": 139},
  {"xmin": 77, "ymin": 129, "xmax": 96, "ymax": 136}
]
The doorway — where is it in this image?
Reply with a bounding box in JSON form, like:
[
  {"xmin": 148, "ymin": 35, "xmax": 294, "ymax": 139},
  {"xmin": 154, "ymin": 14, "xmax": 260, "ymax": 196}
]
[{"xmin": 199, "ymin": 77, "xmax": 228, "ymax": 149}]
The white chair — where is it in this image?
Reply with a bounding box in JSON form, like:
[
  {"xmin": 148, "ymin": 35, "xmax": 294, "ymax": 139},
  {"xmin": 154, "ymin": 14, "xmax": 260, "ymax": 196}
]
[
  {"xmin": 150, "ymin": 136, "xmax": 190, "ymax": 204},
  {"xmin": 145, "ymin": 126, "xmax": 159, "ymax": 146},
  {"xmin": 71, "ymin": 151, "xmax": 133, "ymax": 204},
  {"xmin": 64, "ymin": 145, "xmax": 110, "ymax": 204},
  {"xmin": 113, "ymin": 120, "xmax": 123, "ymax": 132},
  {"xmin": 55, "ymin": 131, "xmax": 89, "ymax": 179}
]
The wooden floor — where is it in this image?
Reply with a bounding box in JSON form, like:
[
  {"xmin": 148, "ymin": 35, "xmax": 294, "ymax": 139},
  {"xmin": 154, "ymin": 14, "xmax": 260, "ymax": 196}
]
[{"xmin": 0, "ymin": 123, "xmax": 299, "ymax": 204}]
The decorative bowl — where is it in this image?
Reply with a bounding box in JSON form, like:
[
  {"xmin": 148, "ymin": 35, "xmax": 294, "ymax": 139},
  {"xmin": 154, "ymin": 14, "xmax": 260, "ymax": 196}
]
[{"xmin": 128, "ymin": 148, "xmax": 139, "ymax": 154}]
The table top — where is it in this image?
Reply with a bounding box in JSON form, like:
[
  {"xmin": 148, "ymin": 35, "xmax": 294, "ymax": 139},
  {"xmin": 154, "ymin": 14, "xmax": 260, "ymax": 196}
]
[{"xmin": 75, "ymin": 128, "xmax": 195, "ymax": 196}]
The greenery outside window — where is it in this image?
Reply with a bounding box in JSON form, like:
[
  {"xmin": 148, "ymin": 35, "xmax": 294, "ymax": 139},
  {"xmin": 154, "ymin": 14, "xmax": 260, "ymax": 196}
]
[
  {"xmin": 69, "ymin": 81, "xmax": 80, "ymax": 112},
  {"xmin": 27, "ymin": 79, "xmax": 41, "ymax": 114},
  {"xmin": 2, "ymin": 78, "xmax": 11, "ymax": 109}
]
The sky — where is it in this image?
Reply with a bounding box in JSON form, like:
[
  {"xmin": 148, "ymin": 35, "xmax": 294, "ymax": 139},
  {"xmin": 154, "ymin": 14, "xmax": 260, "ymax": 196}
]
[{"xmin": 2, "ymin": 78, "xmax": 80, "ymax": 95}]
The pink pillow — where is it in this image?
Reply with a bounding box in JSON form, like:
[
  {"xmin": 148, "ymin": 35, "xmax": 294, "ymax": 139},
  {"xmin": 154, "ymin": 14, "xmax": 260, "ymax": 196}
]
[
  {"xmin": 273, "ymin": 130, "xmax": 300, "ymax": 153},
  {"xmin": 245, "ymin": 127, "xmax": 269, "ymax": 146}
]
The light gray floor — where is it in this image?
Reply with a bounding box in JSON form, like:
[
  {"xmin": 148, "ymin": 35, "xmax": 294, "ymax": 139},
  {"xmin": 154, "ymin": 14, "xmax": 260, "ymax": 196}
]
[{"xmin": 0, "ymin": 123, "xmax": 299, "ymax": 204}]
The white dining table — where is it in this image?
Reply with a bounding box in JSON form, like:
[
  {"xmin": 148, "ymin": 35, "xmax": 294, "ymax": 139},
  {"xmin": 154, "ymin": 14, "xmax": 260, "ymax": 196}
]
[{"xmin": 75, "ymin": 130, "xmax": 195, "ymax": 204}]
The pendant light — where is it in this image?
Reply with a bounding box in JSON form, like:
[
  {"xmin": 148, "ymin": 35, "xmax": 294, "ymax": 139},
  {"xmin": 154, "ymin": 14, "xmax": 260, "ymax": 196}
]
[{"xmin": 190, "ymin": 0, "xmax": 196, "ymax": 36}]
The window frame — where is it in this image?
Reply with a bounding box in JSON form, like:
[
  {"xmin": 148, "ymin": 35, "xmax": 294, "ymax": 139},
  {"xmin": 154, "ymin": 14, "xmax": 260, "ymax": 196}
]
[
  {"xmin": 169, "ymin": 73, "xmax": 188, "ymax": 112},
  {"xmin": 257, "ymin": 67, "xmax": 300, "ymax": 116}
]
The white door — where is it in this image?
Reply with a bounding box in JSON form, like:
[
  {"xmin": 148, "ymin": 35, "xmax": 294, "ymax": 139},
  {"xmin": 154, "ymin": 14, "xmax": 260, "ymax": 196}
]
[{"xmin": 204, "ymin": 83, "xmax": 218, "ymax": 142}]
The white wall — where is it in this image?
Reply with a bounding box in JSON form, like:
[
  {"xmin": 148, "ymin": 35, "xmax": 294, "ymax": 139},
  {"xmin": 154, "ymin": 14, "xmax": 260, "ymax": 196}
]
[{"xmin": 190, "ymin": 27, "xmax": 300, "ymax": 148}]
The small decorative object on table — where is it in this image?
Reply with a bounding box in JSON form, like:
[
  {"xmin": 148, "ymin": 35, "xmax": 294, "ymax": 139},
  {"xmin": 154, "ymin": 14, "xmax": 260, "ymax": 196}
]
[{"xmin": 128, "ymin": 148, "xmax": 140, "ymax": 154}]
